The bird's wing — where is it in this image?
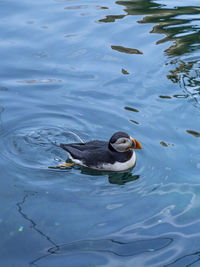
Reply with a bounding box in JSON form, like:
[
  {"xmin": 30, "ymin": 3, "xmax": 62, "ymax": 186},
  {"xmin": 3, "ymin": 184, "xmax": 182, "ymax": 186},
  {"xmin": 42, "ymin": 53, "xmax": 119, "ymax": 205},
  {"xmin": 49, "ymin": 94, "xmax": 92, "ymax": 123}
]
[
  {"xmin": 60, "ymin": 144, "xmax": 85, "ymax": 160},
  {"xmin": 60, "ymin": 141, "xmax": 110, "ymax": 164},
  {"xmin": 60, "ymin": 140, "xmax": 107, "ymax": 151}
]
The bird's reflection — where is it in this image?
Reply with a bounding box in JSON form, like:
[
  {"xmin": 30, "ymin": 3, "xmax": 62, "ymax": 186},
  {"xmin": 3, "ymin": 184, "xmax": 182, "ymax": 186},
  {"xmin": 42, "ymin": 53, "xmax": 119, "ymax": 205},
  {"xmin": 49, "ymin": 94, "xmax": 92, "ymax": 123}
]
[
  {"xmin": 78, "ymin": 166, "xmax": 140, "ymax": 185},
  {"xmin": 49, "ymin": 163, "xmax": 140, "ymax": 185}
]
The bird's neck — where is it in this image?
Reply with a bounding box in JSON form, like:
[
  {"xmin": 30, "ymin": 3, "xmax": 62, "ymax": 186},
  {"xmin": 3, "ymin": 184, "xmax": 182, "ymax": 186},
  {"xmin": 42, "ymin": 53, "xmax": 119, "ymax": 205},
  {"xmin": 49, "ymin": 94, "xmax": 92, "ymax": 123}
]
[{"xmin": 108, "ymin": 142, "xmax": 116, "ymax": 152}]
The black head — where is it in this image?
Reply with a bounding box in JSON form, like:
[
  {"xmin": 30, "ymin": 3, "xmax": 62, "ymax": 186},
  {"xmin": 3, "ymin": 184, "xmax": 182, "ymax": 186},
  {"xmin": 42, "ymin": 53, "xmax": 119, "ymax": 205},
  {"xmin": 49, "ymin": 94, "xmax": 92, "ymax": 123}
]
[
  {"xmin": 109, "ymin": 132, "xmax": 130, "ymax": 144},
  {"xmin": 108, "ymin": 131, "xmax": 142, "ymax": 152},
  {"xmin": 108, "ymin": 132, "xmax": 132, "ymax": 152}
]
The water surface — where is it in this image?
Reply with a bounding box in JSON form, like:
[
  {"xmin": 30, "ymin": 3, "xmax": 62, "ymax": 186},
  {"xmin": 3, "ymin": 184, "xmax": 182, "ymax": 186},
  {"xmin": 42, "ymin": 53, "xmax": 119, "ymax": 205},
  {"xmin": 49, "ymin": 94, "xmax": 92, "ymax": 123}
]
[{"xmin": 0, "ymin": 0, "xmax": 200, "ymax": 266}]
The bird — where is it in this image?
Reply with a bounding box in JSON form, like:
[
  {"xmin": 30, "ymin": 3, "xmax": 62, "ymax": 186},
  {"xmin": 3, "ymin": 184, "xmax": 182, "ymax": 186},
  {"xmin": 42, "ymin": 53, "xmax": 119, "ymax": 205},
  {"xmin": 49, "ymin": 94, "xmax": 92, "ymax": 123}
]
[{"xmin": 59, "ymin": 131, "xmax": 142, "ymax": 172}]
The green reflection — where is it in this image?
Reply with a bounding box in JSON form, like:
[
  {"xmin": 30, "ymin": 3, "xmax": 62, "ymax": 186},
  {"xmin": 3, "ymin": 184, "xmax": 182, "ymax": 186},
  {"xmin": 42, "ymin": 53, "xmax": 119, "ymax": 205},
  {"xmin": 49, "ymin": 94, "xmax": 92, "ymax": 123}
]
[
  {"xmin": 111, "ymin": 45, "xmax": 143, "ymax": 54},
  {"xmin": 79, "ymin": 166, "xmax": 140, "ymax": 185},
  {"xmin": 167, "ymin": 59, "xmax": 200, "ymax": 100},
  {"xmin": 99, "ymin": 14, "xmax": 125, "ymax": 23},
  {"xmin": 101, "ymin": 0, "xmax": 200, "ymax": 57},
  {"xmin": 50, "ymin": 165, "xmax": 140, "ymax": 185},
  {"xmin": 100, "ymin": 0, "xmax": 200, "ymax": 100}
]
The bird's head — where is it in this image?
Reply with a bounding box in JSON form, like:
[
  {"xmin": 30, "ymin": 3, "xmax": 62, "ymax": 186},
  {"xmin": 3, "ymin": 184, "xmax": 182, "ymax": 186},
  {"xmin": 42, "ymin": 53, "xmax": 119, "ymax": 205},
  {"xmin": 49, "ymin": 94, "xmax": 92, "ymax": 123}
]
[{"xmin": 108, "ymin": 131, "xmax": 142, "ymax": 152}]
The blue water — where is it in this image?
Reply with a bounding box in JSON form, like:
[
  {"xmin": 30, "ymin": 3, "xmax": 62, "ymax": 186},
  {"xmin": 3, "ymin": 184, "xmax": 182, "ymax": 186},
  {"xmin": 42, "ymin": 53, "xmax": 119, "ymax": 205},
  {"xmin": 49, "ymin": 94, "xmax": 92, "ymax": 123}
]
[{"xmin": 0, "ymin": 0, "xmax": 200, "ymax": 266}]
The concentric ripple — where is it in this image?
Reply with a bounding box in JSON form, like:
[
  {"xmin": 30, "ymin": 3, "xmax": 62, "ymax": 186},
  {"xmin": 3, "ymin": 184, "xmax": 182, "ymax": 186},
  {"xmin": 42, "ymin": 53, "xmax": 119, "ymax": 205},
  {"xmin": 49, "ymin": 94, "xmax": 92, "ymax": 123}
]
[{"xmin": 0, "ymin": 121, "xmax": 85, "ymax": 171}]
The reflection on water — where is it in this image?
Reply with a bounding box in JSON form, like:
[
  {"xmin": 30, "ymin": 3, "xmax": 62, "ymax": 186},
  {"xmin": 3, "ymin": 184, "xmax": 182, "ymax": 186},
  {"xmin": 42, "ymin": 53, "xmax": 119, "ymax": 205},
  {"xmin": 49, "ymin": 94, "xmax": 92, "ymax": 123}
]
[
  {"xmin": 49, "ymin": 165, "xmax": 140, "ymax": 185},
  {"xmin": 79, "ymin": 166, "xmax": 140, "ymax": 185},
  {"xmin": 165, "ymin": 251, "xmax": 200, "ymax": 267},
  {"xmin": 1, "ymin": 0, "xmax": 200, "ymax": 266},
  {"xmin": 16, "ymin": 192, "xmax": 59, "ymax": 266},
  {"xmin": 100, "ymin": 0, "xmax": 200, "ymax": 104},
  {"xmin": 101, "ymin": 0, "xmax": 200, "ymax": 57},
  {"xmin": 48, "ymin": 237, "xmax": 172, "ymax": 256},
  {"xmin": 167, "ymin": 59, "xmax": 200, "ymax": 103},
  {"xmin": 16, "ymin": 191, "xmax": 172, "ymax": 266},
  {"xmin": 111, "ymin": 45, "xmax": 143, "ymax": 55}
]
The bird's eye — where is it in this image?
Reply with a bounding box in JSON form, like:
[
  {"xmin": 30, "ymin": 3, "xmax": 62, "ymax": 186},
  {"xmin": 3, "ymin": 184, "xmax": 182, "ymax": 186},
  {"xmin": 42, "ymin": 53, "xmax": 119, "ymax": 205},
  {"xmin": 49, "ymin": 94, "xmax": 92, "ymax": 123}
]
[{"xmin": 122, "ymin": 140, "xmax": 126, "ymax": 143}]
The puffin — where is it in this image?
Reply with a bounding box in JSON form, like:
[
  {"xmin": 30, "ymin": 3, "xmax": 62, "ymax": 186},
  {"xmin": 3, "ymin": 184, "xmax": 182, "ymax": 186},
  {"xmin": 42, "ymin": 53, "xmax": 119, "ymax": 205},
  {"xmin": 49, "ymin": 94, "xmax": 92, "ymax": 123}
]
[{"xmin": 60, "ymin": 131, "xmax": 142, "ymax": 172}]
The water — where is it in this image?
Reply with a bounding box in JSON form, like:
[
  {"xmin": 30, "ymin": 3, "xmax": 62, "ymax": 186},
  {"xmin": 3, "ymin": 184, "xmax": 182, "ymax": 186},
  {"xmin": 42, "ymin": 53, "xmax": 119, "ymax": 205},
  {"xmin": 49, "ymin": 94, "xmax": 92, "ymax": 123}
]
[{"xmin": 0, "ymin": 0, "xmax": 200, "ymax": 266}]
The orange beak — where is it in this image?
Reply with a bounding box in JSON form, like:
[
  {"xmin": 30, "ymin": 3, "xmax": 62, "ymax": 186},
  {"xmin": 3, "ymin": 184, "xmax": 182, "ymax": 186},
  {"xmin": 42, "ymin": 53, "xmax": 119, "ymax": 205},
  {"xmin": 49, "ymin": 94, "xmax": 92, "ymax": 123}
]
[{"xmin": 130, "ymin": 137, "xmax": 142, "ymax": 149}]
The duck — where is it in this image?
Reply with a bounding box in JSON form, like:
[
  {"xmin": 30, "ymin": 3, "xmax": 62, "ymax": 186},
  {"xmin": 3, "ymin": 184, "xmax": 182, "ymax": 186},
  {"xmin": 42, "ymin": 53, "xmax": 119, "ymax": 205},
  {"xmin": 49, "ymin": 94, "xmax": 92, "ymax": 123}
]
[{"xmin": 60, "ymin": 131, "xmax": 142, "ymax": 172}]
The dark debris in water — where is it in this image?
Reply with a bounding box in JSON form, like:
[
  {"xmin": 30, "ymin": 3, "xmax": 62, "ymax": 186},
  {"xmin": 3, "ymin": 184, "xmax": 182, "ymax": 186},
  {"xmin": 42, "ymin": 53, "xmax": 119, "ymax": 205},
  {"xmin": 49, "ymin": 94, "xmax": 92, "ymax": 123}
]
[
  {"xmin": 111, "ymin": 45, "xmax": 143, "ymax": 55},
  {"xmin": 121, "ymin": 68, "xmax": 130, "ymax": 75},
  {"xmin": 160, "ymin": 141, "xmax": 168, "ymax": 147},
  {"xmin": 124, "ymin": 106, "xmax": 139, "ymax": 112},
  {"xmin": 159, "ymin": 95, "xmax": 172, "ymax": 99},
  {"xmin": 160, "ymin": 142, "xmax": 175, "ymax": 147},
  {"xmin": 186, "ymin": 129, "xmax": 200, "ymax": 138},
  {"xmin": 130, "ymin": 119, "xmax": 139, "ymax": 125}
]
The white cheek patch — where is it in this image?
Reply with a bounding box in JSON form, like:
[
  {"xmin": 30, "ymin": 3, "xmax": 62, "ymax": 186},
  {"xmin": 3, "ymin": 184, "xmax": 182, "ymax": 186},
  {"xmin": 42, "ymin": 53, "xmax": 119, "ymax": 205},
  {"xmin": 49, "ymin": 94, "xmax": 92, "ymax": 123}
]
[{"xmin": 110, "ymin": 139, "xmax": 132, "ymax": 152}]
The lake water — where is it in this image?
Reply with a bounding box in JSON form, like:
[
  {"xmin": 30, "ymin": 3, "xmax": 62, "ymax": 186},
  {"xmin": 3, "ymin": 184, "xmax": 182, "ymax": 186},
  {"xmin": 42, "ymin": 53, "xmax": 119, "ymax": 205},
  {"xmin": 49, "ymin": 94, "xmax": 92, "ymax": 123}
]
[{"xmin": 0, "ymin": 0, "xmax": 200, "ymax": 266}]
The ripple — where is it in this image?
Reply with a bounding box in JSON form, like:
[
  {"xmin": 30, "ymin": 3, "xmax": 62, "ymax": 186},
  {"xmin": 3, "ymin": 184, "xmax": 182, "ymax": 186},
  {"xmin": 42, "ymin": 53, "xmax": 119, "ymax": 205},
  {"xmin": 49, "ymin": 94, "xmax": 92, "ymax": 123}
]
[
  {"xmin": 64, "ymin": 5, "xmax": 88, "ymax": 10},
  {"xmin": 48, "ymin": 237, "xmax": 172, "ymax": 256},
  {"xmin": 18, "ymin": 79, "xmax": 62, "ymax": 84},
  {"xmin": 167, "ymin": 58, "xmax": 200, "ymax": 105},
  {"xmin": 0, "ymin": 120, "xmax": 86, "ymax": 174}
]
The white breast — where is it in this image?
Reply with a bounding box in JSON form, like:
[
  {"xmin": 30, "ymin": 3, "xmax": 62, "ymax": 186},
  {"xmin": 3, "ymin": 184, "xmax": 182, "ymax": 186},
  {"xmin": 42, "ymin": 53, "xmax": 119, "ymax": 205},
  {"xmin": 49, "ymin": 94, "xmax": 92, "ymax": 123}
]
[{"xmin": 100, "ymin": 151, "xmax": 136, "ymax": 171}]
